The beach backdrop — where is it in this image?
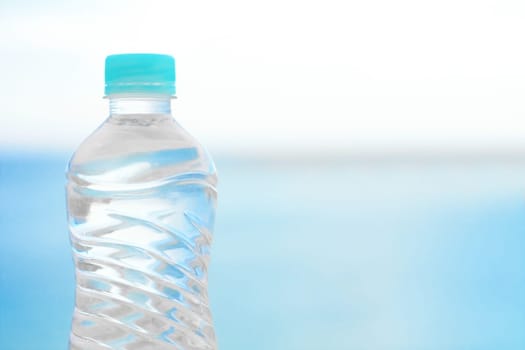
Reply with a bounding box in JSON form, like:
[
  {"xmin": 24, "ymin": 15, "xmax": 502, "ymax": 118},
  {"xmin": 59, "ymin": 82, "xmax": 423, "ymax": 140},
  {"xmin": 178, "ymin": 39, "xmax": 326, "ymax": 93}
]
[{"xmin": 2, "ymin": 1, "xmax": 525, "ymax": 349}]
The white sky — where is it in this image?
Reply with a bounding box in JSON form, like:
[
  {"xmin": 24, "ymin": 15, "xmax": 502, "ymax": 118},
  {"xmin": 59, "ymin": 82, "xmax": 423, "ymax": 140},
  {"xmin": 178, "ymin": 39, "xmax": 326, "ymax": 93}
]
[{"xmin": 2, "ymin": 0, "xmax": 525, "ymax": 155}]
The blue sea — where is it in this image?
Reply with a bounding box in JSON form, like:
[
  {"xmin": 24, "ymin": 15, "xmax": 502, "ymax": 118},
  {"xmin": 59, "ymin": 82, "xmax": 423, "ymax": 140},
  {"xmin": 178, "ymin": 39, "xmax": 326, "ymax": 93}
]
[{"xmin": 1, "ymin": 152, "xmax": 524, "ymax": 349}]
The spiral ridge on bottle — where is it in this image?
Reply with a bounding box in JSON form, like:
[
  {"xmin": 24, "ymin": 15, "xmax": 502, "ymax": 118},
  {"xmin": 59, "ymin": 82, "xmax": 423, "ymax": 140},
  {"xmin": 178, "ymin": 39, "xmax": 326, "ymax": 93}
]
[{"xmin": 67, "ymin": 173, "xmax": 217, "ymax": 350}]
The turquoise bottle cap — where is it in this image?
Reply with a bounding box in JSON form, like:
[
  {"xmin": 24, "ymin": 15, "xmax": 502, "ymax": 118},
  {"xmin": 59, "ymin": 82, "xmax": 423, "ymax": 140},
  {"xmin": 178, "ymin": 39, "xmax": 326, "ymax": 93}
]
[{"xmin": 105, "ymin": 53, "xmax": 175, "ymax": 96}]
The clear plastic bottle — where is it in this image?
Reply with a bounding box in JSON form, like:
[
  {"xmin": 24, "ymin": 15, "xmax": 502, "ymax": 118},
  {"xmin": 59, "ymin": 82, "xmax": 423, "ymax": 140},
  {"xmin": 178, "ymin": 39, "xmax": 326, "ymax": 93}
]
[{"xmin": 66, "ymin": 54, "xmax": 218, "ymax": 349}]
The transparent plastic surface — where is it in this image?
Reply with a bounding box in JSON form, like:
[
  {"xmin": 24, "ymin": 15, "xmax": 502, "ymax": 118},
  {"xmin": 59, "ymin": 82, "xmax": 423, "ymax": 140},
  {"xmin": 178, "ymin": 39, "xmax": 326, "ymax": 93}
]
[{"xmin": 66, "ymin": 98, "xmax": 217, "ymax": 349}]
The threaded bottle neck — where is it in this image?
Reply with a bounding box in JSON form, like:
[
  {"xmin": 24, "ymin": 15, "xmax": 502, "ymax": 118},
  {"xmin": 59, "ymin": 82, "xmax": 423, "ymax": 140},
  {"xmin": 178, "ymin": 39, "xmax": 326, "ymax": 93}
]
[{"xmin": 109, "ymin": 96, "xmax": 172, "ymax": 115}]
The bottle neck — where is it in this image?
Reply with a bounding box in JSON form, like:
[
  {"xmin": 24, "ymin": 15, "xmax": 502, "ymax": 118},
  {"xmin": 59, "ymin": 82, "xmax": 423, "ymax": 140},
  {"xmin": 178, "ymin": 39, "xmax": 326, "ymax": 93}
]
[{"xmin": 108, "ymin": 96, "xmax": 172, "ymax": 115}]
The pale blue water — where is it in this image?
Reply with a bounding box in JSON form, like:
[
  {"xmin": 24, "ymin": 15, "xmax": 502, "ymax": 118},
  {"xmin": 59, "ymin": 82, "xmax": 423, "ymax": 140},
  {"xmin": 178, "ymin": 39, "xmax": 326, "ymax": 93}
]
[
  {"xmin": 67, "ymin": 142, "xmax": 218, "ymax": 349},
  {"xmin": 1, "ymin": 152, "xmax": 525, "ymax": 349}
]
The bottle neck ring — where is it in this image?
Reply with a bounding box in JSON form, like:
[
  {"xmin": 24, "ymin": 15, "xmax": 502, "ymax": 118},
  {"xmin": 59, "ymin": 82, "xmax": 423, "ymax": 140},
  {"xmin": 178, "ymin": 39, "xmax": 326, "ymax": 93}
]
[{"xmin": 108, "ymin": 95, "xmax": 172, "ymax": 115}]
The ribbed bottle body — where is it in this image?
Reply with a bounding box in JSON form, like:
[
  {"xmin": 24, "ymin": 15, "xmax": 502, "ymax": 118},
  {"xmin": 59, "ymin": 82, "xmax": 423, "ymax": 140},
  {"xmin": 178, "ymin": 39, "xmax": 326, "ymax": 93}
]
[{"xmin": 66, "ymin": 106, "xmax": 217, "ymax": 350}]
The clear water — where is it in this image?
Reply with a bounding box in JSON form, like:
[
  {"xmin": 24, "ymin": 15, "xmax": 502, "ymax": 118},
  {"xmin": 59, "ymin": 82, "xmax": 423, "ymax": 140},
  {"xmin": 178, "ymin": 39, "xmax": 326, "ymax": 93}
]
[{"xmin": 66, "ymin": 99, "xmax": 217, "ymax": 349}]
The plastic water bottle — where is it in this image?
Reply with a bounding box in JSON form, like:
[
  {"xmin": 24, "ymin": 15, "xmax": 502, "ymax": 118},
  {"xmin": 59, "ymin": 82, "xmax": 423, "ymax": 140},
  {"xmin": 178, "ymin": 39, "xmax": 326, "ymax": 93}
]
[{"xmin": 66, "ymin": 54, "xmax": 218, "ymax": 349}]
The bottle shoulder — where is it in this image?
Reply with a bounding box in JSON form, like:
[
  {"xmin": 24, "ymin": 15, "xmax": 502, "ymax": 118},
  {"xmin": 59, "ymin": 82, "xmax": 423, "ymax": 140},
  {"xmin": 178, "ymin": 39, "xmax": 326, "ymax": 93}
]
[{"xmin": 67, "ymin": 114, "xmax": 216, "ymax": 185}]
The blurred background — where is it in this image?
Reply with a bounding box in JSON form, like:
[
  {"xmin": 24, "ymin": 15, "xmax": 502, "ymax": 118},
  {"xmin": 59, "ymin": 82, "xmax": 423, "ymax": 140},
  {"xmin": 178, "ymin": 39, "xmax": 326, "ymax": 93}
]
[{"xmin": 1, "ymin": 1, "xmax": 525, "ymax": 349}]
